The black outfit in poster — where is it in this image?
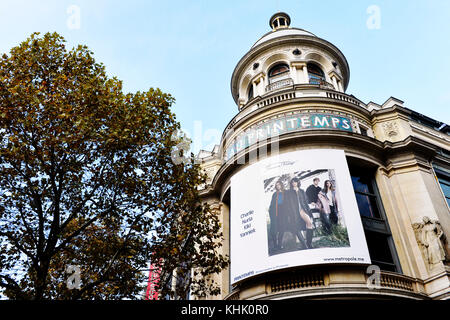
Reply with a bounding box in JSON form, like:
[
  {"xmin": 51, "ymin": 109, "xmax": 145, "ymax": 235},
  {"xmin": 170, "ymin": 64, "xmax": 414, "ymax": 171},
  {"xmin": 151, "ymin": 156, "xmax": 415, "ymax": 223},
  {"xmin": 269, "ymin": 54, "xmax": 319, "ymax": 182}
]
[
  {"xmin": 306, "ymin": 184, "xmax": 321, "ymax": 204},
  {"xmin": 283, "ymin": 189, "xmax": 308, "ymax": 249},
  {"xmin": 268, "ymin": 191, "xmax": 285, "ymax": 250},
  {"xmin": 297, "ymin": 188, "xmax": 314, "ymax": 249}
]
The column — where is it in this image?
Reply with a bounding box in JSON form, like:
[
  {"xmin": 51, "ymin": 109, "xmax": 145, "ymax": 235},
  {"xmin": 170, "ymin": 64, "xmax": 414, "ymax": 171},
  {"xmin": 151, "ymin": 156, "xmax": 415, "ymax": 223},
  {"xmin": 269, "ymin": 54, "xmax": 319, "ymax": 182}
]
[
  {"xmin": 290, "ymin": 65, "xmax": 298, "ymax": 84},
  {"xmin": 302, "ymin": 65, "xmax": 309, "ymax": 84},
  {"xmin": 331, "ymin": 76, "xmax": 338, "ymax": 91}
]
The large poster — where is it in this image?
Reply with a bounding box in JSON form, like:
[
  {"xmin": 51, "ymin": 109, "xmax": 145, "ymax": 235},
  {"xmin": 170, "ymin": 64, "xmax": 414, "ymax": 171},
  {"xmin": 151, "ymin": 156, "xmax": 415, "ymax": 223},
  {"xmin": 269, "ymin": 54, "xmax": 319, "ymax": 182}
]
[{"xmin": 230, "ymin": 149, "xmax": 371, "ymax": 284}]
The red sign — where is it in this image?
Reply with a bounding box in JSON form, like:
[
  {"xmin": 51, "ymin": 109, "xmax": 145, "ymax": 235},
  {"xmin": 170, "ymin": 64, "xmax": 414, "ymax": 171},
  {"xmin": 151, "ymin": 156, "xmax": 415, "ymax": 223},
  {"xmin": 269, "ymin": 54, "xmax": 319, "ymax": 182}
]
[{"xmin": 145, "ymin": 262, "xmax": 161, "ymax": 300}]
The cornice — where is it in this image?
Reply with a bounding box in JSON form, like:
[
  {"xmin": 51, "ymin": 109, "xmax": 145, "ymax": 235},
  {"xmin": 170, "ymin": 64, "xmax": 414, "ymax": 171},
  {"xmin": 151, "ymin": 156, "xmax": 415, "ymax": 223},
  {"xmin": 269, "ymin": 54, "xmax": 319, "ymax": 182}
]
[{"xmin": 370, "ymin": 105, "xmax": 412, "ymax": 122}]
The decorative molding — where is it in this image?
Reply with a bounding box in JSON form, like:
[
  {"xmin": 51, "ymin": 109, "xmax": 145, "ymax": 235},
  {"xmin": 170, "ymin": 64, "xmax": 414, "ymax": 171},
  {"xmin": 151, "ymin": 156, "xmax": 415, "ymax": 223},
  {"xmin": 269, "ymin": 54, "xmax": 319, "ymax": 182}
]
[{"xmin": 382, "ymin": 121, "xmax": 399, "ymax": 138}]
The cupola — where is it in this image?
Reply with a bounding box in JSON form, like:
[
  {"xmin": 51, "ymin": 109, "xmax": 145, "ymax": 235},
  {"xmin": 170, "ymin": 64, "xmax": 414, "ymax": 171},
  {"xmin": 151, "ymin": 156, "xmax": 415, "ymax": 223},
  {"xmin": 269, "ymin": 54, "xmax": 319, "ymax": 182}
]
[{"xmin": 269, "ymin": 12, "xmax": 291, "ymax": 30}]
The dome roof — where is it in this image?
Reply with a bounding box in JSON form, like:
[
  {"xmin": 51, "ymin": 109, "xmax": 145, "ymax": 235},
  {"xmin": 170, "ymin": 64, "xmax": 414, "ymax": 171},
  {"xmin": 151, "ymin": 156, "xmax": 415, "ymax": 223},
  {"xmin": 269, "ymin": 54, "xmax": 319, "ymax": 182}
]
[{"xmin": 251, "ymin": 27, "xmax": 317, "ymax": 48}]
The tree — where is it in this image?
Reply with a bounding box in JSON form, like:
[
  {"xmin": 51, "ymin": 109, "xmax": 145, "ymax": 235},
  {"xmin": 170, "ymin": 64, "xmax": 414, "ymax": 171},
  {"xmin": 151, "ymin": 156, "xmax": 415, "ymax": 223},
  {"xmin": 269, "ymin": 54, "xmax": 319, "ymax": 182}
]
[{"xmin": 0, "ymin": 32, "xmax": 228, "ymax": 300}]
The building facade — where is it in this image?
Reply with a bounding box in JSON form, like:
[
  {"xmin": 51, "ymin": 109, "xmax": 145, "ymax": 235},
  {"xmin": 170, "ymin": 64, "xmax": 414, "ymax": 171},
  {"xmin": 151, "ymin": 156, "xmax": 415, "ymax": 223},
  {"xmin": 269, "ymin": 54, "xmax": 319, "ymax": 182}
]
[{"xmin": 197, "ymin": 13, "xmax": 450, "ymax": 300}]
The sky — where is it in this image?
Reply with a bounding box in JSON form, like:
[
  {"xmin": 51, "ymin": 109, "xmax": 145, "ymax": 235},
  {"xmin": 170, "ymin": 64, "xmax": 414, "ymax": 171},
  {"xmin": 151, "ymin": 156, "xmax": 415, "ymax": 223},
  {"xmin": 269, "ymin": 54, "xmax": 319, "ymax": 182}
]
[{"xmin": 0, "ymin": 0, "xmax": 449, "ymax": 154}]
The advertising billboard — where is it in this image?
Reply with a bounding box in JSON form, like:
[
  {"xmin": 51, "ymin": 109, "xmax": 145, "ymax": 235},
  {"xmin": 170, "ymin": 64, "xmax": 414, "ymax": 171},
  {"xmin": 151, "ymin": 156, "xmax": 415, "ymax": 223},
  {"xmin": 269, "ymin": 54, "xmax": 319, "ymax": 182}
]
[{"xmin": 230, "ymin": 149, "xmax": 371, "ymax": 284}]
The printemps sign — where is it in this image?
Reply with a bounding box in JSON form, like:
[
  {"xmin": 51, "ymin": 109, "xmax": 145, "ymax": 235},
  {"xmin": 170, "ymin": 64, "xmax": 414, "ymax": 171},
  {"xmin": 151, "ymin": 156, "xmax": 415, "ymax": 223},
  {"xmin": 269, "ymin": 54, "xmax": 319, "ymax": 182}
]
[{"xmin": 226, "ymin": 112, "xmax": 354, "ymax": 160}]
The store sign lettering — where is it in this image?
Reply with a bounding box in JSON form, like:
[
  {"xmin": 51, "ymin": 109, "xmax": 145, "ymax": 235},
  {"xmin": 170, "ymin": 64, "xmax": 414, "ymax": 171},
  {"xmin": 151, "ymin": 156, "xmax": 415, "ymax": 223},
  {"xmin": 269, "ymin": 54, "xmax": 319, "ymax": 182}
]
[{"xmin": 226, "ymin": 113, "xmax": 353, "ymax": 160}]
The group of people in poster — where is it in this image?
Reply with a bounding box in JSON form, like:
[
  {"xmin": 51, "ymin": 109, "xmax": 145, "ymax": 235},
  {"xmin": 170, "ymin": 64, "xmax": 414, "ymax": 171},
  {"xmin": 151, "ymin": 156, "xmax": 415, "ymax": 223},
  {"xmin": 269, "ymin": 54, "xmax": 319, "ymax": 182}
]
[{"xmin": 268, "ymin": 176, "xmax": 339, "ymax": 253}]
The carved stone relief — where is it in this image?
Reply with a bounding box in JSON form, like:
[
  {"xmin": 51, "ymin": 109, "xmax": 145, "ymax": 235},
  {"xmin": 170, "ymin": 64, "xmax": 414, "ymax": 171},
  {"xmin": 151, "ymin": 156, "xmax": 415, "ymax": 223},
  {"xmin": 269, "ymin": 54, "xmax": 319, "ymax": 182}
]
[
  {"xmin": 382, "ymin": 121, "xmax": 399, "ymax": 138},
  {"xmin": 413, "ymin": 216, "xmax": 448, "ymax": 269}
]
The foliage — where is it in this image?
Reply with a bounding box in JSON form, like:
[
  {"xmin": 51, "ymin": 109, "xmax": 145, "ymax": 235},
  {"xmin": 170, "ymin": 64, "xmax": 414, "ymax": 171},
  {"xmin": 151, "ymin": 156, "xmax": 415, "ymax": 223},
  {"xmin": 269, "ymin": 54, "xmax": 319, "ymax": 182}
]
[
  {"xmin": 0, "ymin": 32, "xmax": 228, "ymax": 300},
  {"xmin": 313, "ymin": 224, "xmax": 350, "ymax": 248}
]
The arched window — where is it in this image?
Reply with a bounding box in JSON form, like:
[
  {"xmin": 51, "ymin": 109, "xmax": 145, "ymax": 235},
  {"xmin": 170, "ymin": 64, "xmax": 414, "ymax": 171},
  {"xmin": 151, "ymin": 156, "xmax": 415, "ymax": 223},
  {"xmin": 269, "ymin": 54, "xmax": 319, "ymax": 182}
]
[
  {"xmin": 307, "ymin": 63, "xmax": 326, "ymax": 85},
  {"xmin": 268, "ymin": 63, "xmax": 290, "ymax": 84},
  {"xmin": 247, "ymin": 84, "xmax": 254, "ymax": 101}
]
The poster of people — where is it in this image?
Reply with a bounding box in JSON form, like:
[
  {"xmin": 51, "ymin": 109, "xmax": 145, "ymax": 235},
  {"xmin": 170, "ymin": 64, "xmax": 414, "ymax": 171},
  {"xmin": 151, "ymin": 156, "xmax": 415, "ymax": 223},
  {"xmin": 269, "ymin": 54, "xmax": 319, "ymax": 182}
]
[{"xmin": 230, "ymin": 149, "xmax": 371, "ymax": 284}]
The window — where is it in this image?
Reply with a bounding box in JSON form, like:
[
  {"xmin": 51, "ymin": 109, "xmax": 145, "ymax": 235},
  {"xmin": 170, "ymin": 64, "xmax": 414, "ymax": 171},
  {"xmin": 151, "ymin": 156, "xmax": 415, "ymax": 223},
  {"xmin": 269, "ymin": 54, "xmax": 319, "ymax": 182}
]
[
  {"xmin": 268, "ymin": 63, "xmax": 290, "ymax": 85},
  {"xmin": 434, "ymin": 166, "xmax": 450, "ymax": 208},
  {"xmin": 268, "ymin": 63, "xmax": 289, "ymax": 79},
  {"xmin": 364, "ymin": 230, "xmax": 398, "ymax": 272},
  {"xmin": 350, "ymin": 170, "xmax": 382, "ymax": 219},
  {"xmin": 247, "ymin": 84, "xmax": 254, "ymax": 101},
  {"xmin": 307, "ymin": 63, "xmax": 326, "ymax": 85},
  {"xmin": 359, "ymin": 126, "xmax": 368, "ymax": 136},
  {"xmin": 349, "ymin": 163, "xmax": 401, "ymax": 273}
]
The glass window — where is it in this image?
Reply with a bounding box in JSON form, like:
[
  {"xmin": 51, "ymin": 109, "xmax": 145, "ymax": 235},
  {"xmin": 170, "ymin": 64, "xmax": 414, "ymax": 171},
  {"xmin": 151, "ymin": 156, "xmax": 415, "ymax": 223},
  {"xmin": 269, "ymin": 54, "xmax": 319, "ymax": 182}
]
[
  {"xmin": 436, "ymin": 173, "xmax": 450, "ymax": 208},
  {"xmin": 350, "ymin": 172, "xmax": 381, "ymax": 219},
  {"xmin": 364, "ymin": 230, "xmax": 397, "ymax": 272},
  {"xmin": 247, "ymin": 84, "xmax": 253, "ymax": 101},
  {"xmin": 360, "ymin": 127, "xmax": 368, "ymax": 136},
  {"xmin": 307, "ymin": 63, "xmax": 326, "ymax": 85},
  {"xmin": 349, "ymin": 163, "xmax": 400, "ymax": 273},
  {"xmin": 268, "ymin": 63, "xmax": 290, "ymax": 85},
  {"xmin": 354, "ymin": 193, "xmax": 381, "ymax": 219},
  {"xmin": 269, "ymin": 63, "xmax": 289, "ymax": 78}
]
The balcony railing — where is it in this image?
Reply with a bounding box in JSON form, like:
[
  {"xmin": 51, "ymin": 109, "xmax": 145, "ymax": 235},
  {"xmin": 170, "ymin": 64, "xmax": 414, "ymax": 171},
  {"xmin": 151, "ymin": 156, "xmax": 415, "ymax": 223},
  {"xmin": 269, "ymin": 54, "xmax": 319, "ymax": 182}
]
[
  {"xmin": 265, "ymin": 78, "xmax": 294, "ymax": 92},
  {"xmin": 223, "ymin": 270, "xmax": 425, "ymax": 300},
  {"xmin": 310, "ymin": 79, "xmax": 335, "ymax": 90},
  {"xmin": 326, "ymin": 91, "xmax": 362, "ymax": 107}
]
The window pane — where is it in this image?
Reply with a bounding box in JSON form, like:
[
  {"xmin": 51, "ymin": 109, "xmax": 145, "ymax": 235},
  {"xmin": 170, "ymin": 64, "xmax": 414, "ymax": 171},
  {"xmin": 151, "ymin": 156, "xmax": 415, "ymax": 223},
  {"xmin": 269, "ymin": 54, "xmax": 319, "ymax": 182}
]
[
  {"xmin": 360, "ymin": 127, "xmax": 368, "ymax": 136},
  {"xmin": 364, "ymin": 231, "xmax": 396, "ymax": 270},
  {"xmin": 269, "ymin": 64, "xmax": 289, "ymax": 77},
  {"xmin": 307, "ymin": 63, "xmax": 324, "ymax": 77},
  {"xmin": 438, "ymin": 181, "xmax": 450, "ymax": 197},
  {"xmin": 248, "ymin": 85, "xmax": 253, "ymax": 100},
  {"xmin": 351, "ymin": 174, "xmax": 375, "ymax": 194},
  {"xmin": 371, "ymin": 261, "xmax": 397, "ymax": 272},
  {"xmin": 355, "ymin": 193, "xmax": 381, "ymax": 219}
]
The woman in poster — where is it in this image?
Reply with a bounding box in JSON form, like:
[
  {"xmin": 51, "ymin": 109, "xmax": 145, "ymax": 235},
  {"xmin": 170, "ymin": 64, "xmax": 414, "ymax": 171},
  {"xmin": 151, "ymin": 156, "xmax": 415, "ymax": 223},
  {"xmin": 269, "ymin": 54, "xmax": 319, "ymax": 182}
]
[
  {"xmin": 268, "ymin": 180, "xmax": 286, "ymax": 251},
  {"xmin": 284, "ymin": 178, "xmax": 314, "ymax": 249},
  {"xmin": 318, "ymin": 180, "xmax": 339, "ymax": 232}
]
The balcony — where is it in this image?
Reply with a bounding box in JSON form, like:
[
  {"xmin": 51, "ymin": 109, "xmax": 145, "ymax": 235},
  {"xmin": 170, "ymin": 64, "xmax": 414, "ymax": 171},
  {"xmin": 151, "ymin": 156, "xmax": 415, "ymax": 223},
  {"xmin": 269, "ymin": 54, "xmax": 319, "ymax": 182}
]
[
  {"xmin": 265, "ymin": 78, "xmax": 294, "ymax": 92},
  {"xmin": 223, "ymin": 270, "xmax": 427, "ymax": 300},
  {"xmin": 310, "ymin": 79, "xmax": 335, "ymax": 90}
]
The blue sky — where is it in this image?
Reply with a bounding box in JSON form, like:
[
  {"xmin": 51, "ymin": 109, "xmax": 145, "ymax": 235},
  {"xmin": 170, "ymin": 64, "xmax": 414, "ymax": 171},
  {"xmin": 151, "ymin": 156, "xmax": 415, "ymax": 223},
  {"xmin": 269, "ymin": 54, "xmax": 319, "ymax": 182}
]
[{"xmin": 1, "ymin": 0, "xmax": 449, "ymax": 153}]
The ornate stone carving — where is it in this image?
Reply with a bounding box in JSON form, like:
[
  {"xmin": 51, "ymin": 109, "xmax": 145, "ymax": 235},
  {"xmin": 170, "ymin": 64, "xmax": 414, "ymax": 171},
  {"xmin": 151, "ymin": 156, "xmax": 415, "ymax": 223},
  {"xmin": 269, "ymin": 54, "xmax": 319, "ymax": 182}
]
[
  {"xmin": 382, "ymin": 121, "xmax": 399, "ymax": 137},
  {"xmin": 413, "ymin": 217, "xmax": 447, "ymax": 268}
]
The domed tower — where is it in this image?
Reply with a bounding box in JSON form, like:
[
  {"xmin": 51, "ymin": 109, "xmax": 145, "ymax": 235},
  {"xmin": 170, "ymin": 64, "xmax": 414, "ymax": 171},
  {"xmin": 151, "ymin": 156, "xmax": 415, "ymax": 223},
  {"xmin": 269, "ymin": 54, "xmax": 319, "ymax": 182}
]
[
  {"xmin": 197, "ymin": 13, "xmax": 450, "ymax": 301},
  {"xmin": 231, "ymin": 12, "xmax": 349, "ymax": 110}
]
